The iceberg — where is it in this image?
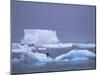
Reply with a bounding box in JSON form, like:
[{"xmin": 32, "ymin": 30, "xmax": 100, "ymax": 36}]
[
  {"xmin": 19, "ymin": 29, "xmax": 95, "ymax": 49},
  {"xmin": 21, "ymin": 29, "xmax": 59, "ymax": 47}
]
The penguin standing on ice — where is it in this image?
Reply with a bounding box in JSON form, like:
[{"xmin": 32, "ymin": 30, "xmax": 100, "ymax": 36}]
[{"xmin": 46, "ymin": 53, "xmax": 49, "ymax": 57}]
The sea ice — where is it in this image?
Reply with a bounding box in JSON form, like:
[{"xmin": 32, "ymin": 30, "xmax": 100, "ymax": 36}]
[
  {"xmin": 55, "ymin": 50, "xmax": 95, "ymax": 61},
  {"xmin": 73, "ymin": 43, "xmax": 95, "ymax": 48}
]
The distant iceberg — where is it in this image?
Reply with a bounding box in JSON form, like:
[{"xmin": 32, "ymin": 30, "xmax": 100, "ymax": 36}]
[{"xmin": 21, "ymin": 29, "xmax": 59, "ymax": 47}]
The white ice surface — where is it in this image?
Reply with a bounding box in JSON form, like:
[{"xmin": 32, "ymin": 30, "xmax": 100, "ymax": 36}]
[
  {"xmin": 12, "ymin": 52, "xmax": 54, "ymax": 68},
  {"xmin": 55, "ymin": 50, "xmax": 95, "ymax": 61},
  {"xmin": 12, "ymin": 49, "xmax": 95, "ymax": 70},
  {"xmin": 73, "ymin": 43, "xmax": 95, "ymax": 48},
  {"xmin": 42, "ymin": 43, "xmax": 73, "ymax": 48}
]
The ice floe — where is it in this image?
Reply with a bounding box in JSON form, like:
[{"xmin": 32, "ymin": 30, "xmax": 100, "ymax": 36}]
[
  {"xmin": 73, "ymin": 43, "xmax": 95, "ymax": 48},
  {"xmin": 12, "ymin": 52, "xmax": 54, "ymax": 69},
  {"xmin": 55, "ymin": 50, "xmax": 95, "ymax": 61}
]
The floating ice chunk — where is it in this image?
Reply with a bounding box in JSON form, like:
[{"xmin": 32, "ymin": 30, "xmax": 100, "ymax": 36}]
[
  {"xmin": 66, "ymin": 50, "xmax": 95, "ymax": 58},
  {"xmin": 20, "ymin": 52, "xmax": 53, "ymax": 63},
  {"xmin": 55, "ymin": 50, "xmax": 95, "ymax": 61},
  {"xmin": 12, "ymin": 52, "xmax": 54, "ymax": 69},
  {"xmin": 55, "ymin": 50, "xmax": 95, "ymax": 65}
]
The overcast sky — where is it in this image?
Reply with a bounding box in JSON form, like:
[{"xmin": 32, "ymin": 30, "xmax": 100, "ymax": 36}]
[{"xmin": 11, "ymin": 0, "xmax": 96, "ymax": 43}]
